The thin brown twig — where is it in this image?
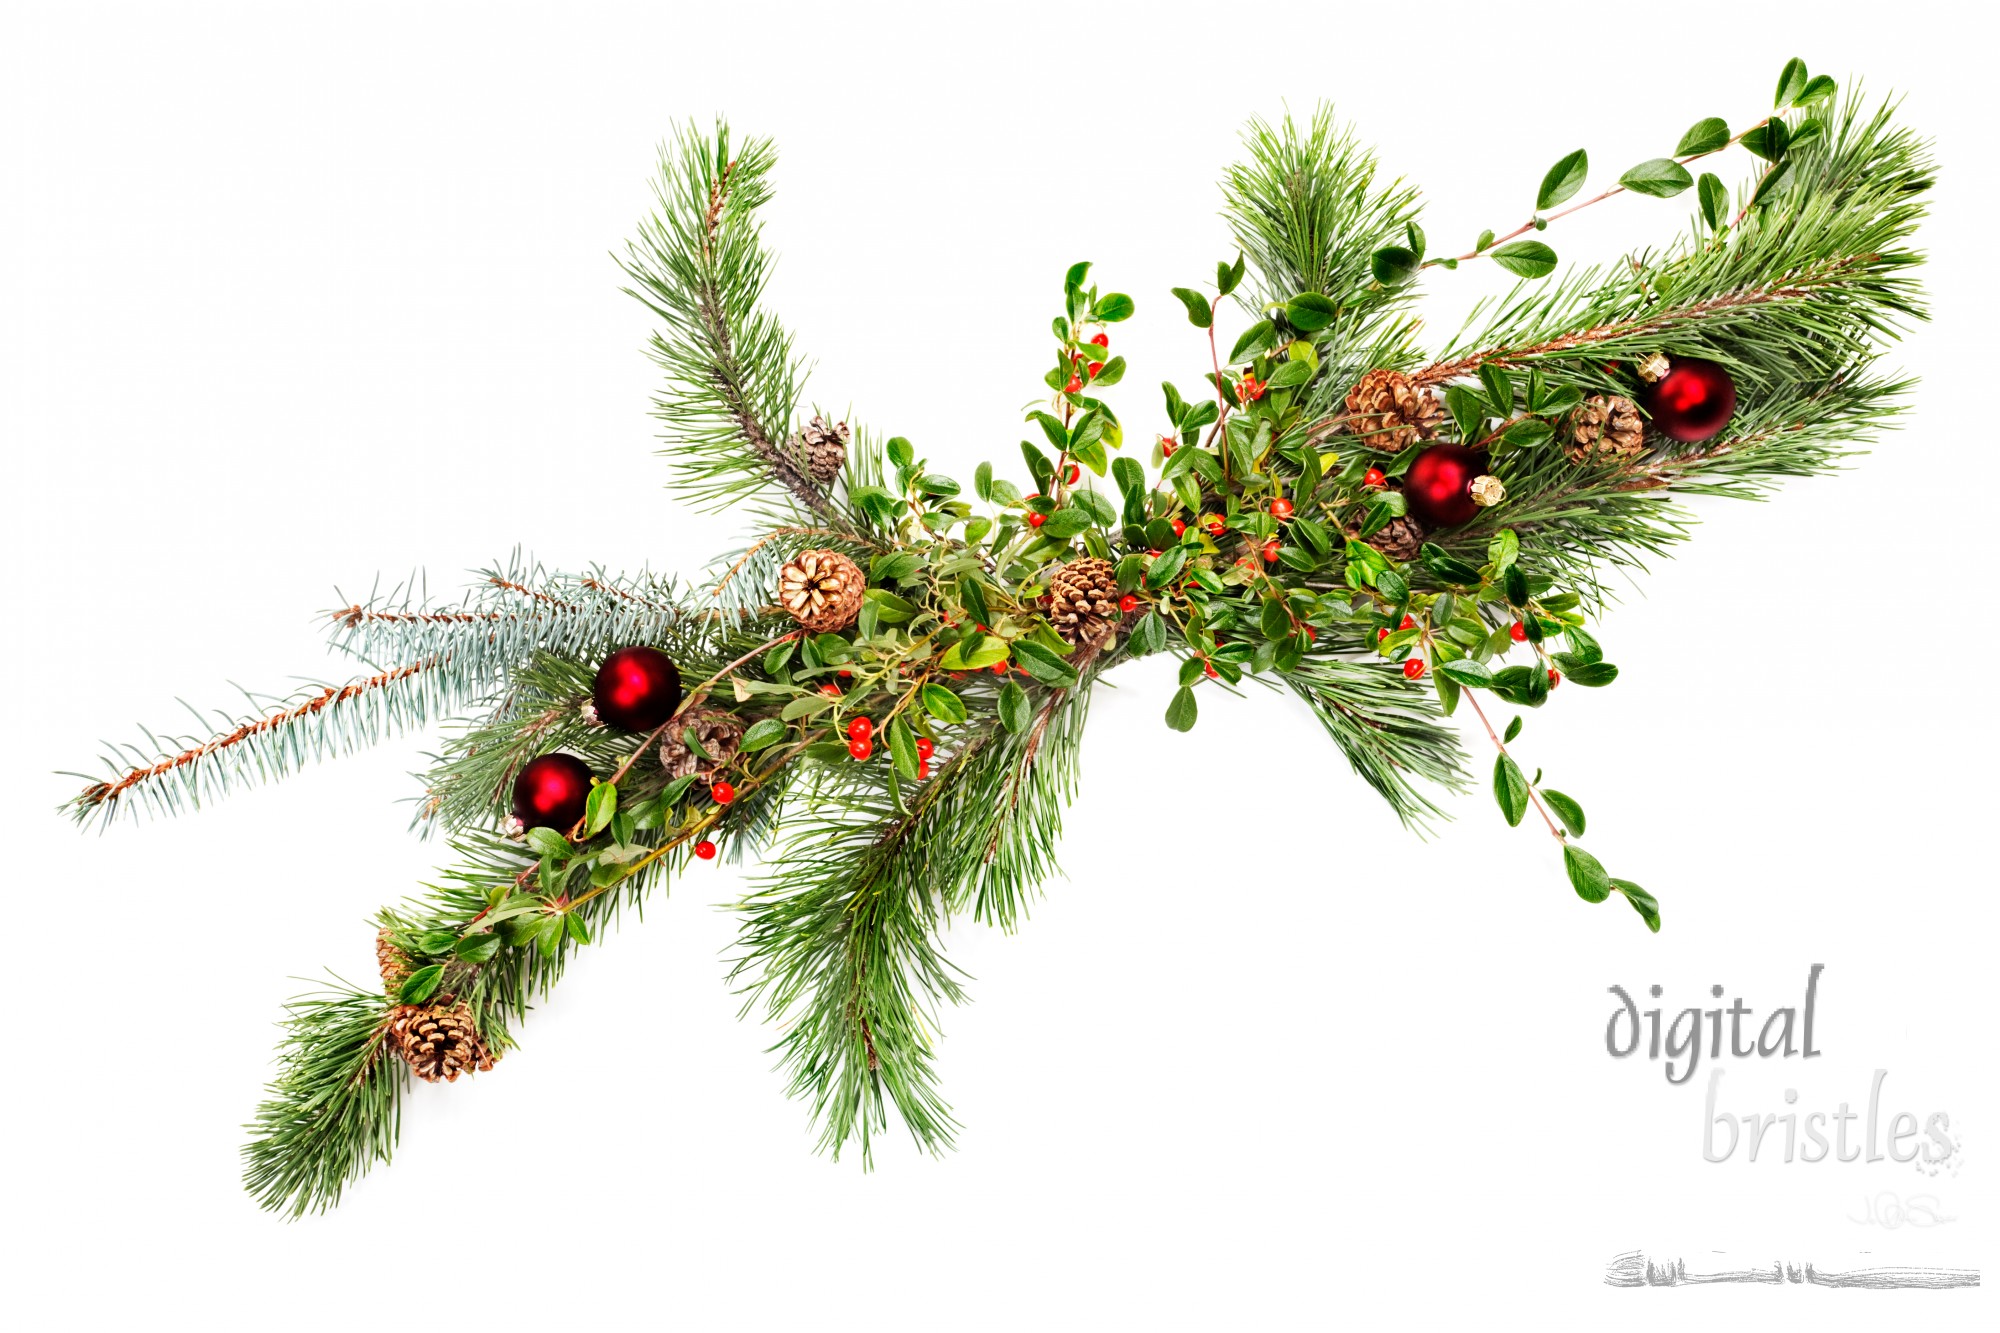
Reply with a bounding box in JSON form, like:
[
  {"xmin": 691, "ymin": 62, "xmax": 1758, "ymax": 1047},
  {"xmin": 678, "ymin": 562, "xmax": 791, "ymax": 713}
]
[{"xmin": 1427, "ymin": 118, "xmax": 1773, "ymax": 269}]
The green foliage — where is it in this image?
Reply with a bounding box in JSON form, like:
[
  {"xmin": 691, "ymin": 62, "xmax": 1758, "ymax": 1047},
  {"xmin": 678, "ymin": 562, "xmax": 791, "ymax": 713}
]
[{"xmin": 74, "ymin": 77, "xmax": 1931, "ymax": 1210}]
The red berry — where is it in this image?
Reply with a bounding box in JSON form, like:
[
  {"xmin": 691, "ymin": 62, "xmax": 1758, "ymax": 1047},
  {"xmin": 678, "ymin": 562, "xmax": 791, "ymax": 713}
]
[
  {"xmin": 1087, "ymin": 361, "xmax": 1104, "ymax": 376},
  {"xmin": 918, "ymin": 759, "xmax": 930, "ymax": 780},
  {"xmin": 1377, "ymin": 627, "xmax": 1390, "ymax": 642},
  {"xmin": 1170, "ymin": 518, "xmax": 1186, "ymax": 538},
  {"xmin": 1063, "ymin": 463, "xmax": 1080, "ymax": 484},
  {"xmin": 1509, "ymin": 621, "xmax": 1527, "ymax": 643},
  {"xmin": 1269, "ymin": 497, "xmax": 1294, "ymax": 520},
  {"xmin": 916, "ymin": 736, "xmax": 934, "ymax": 760},
  {"xmin": 694, "ymin": 839, "xmax": 717, "ymax": 860},
  {"xmin": 1547, "ymin": 668, "xmax": 1562, "ymax": 688},
  {"xmin": 1159, "ymin": 435, "xmax": 1177, "ymax": 457},
  {"xmin": 1118, "ymin": 594, "xmax": 1139, "ymax": 614},
  {"xmin": 1237, "ymin": 375, "xmax": 1267, "ymax": 401},
  {"xmin": 1090, "ymin": 332, "xmax": 1109, "ymax": 348},
  {"xmin": 1399, "ymin": 615, "xmax": 1414, "ymax": 631},
  {"xmin": 1364, "ymin": 467, "xmax": 1387, "ymax": 488},
  {"xmin": 849, "ymin": 737, "xmax": 873, "ymax": 760},
  {"xmin": 837, "ymin": 668, "xmax": 852, "ymax": 677},
  {"xmin": 1027, "ymin": 511, "xmax": 1046, "ymax": 528},
  {"xmin": 847, "ymin": 716, "xmax": 872, "ymax": 741},
  {"xmin": 1262, "ymin": 540, "xmax": 1281, "ymax": 563},
  {"xmin": 991, "ymin": 660, "xmax": 1009, "ymax": 675},
  {"xmin": 1063, "ymin": 374, "xmax": 1082, "ymax": 394},
  {"xmin": 1303, "ymin": 627, "xmax": 1317, "ymax": 642},
  {"xmin": 1204, "ymin": 516, "xmax": 1226, "ymax": 536},
  {"xmin": 1203, "ymin": 661, "xmax": 1218, "ymax": 678},
  {"xmin": 818, "ymin": 683, "xmax": 842, "ymax": 697},
  {"xmin": 1403, "ymin": 659, "xmax": 1426, "ymax": 680}
]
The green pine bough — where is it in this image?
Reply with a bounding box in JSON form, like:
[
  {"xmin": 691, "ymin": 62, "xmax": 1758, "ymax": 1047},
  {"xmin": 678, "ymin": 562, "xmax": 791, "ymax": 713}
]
[{"xmin": 64, "ymin": 60, "xmax": 1929, "ymax": 1214}]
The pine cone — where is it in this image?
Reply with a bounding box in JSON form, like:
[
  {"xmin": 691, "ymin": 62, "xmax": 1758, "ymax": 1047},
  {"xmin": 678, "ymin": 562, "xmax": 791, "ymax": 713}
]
[
  {"xmin": 1566, "ymin": 394, "xmax": 1645, "ymax": 463},
  {"xmin": 376, "ymin": 928, "xmax": 410, "ymax": 997},
  {"xmin": 1048, "ymin": 556, "xmax": 1119, "ymax": 648},
  {"xmin": 1364, "ymin": 513, "xmax": 1426, "ymax": 561},
  {"xmin": 388, "ymin": 1000, "xmax": 495, "ymax": 1084},
  {"xmin": 797, "ymin": 415, "xmax": 849, "ymax": 486},
  {"xmin": 777, "ymin": 548, "xmax": 865, "ymax": 633},
  {"xmin": 659, "ymin": 707, "xmax": 746, "ymax": 781},
  {"xmin": 1344, "ymin": 369, "xmax": 1442, "ymax": 451}
]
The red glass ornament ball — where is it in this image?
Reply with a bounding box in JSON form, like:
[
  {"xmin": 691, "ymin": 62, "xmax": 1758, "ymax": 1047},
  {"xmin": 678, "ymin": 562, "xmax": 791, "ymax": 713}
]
[
  {"xmin": 1401, "ymin": 443, "xmax": 1482, "ymax": 529},
  {"xmin": 592, "ymin": 647, "xmax": 682, "ymax": 732},
  {"xmin": 1640, "ymin": 357, "xmax": 1736, "ymax": 443},
  {"xmin": 512, "ymin": 753, "xmax": 594, "ymax": 832}
]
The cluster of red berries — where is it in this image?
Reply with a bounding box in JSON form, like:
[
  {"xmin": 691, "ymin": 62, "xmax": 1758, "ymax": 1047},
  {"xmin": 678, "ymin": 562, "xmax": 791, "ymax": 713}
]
[
  {"xmin": 1062, "ymin": 332, "xmax": 1111, "ymax": 395},
  {"xmin": 845, "ymin": 715, "xmax": 934, "ymax": 778}
]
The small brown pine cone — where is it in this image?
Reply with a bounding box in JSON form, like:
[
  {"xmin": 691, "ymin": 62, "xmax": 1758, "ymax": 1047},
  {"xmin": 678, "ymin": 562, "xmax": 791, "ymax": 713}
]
[
  {"xmin": 388, "ymin": 999, "xmax": 495, "ymax": 1084},
  {"xmin": 1048, "ymin": 556, "xmax": 1120, "ymax": 648},
  {"xmin": 777, "ymin": 548, "xmax": 865, "ymax": 633},
  {"xmin": 1365, "ymin": 514, "xmax": 1426, "ymax": 562},
  {"xmin": 1344, "ymin": 369, "xmax": 1443, "ymax": 452},
  {"xmin": 797, "ymin": 415, "xmax": 850, "ymax": 486},
  {"xmin": 1566, "ymin": 394, "xmax": 1646, "ymax": 463},
  {"xmin": 659, "ymin": 707, "xmax": 746, "ymax": 781},
  {"xmin": 376, "ymin": 928, "xmax": 410, "ymax": 997}
]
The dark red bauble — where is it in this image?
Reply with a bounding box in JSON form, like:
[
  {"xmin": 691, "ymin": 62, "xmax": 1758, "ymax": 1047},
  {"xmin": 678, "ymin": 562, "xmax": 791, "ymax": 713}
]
[
  {"xmin": 1401, "ymin": 443, "xmax": 1482, "ymax": 528},
  {"xmin": 512, "ymin": 753, "xmax": 595, "ymax": 832},
  {"xmin": 592, "ymin": 646, "xmax": 682, "ymax": 732},
  {"xmin": 1640, "ymin": 357, "xmax": 1736, "ymax": 443}
]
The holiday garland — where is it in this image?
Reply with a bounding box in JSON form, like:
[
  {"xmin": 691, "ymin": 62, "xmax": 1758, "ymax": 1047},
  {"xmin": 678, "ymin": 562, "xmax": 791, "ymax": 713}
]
[{"xmin": 65, "ymin": 61, "xmax": 1930, "ymax": 1215}]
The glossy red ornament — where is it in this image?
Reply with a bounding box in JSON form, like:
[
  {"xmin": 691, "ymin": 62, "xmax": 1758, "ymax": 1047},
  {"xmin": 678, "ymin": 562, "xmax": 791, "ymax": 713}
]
[
  {"xmin": 1401, "ymin": 443, "xmax": 1482, "ymax": 528},
  {"xmin": 511, "ymin": 753, "xmax": 594, "ymax": 832},
  {"xmin": 694, "ymin": 839, "xmax": 718, "ymax": 860},
  {"xmin": 591, "ymin": 646, "xmax": 682, "ymax": 732},
  {"xmin": 711, "ymin": 781, "xmax": 736, "ymax": 805},
  {"xmin": 1641, "ymin": 357, "xmax": 1735, "ymax": 442}
]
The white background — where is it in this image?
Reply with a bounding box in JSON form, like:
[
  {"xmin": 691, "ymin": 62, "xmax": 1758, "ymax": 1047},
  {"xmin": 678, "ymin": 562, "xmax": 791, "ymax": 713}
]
[{"xmin": 3, "ymin": 2, "xmax": 1994, "ymax": 1327}]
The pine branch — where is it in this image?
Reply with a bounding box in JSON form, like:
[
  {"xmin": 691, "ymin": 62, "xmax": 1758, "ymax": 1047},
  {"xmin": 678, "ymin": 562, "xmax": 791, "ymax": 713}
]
[
  {"xmin": 242, "ymin": 981, "xmax": 404, "ymax": 1218},
  {"xmin": 1287, "ymin": 657, "xmax": 1469, "ymax": 832},
  {"xmin": 64, "ymin": 660, "xmax": 449, "ymax": 829},
  {"xmin": 619, "ymin": 120, "xmax": 846, "ymax": 525}
]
